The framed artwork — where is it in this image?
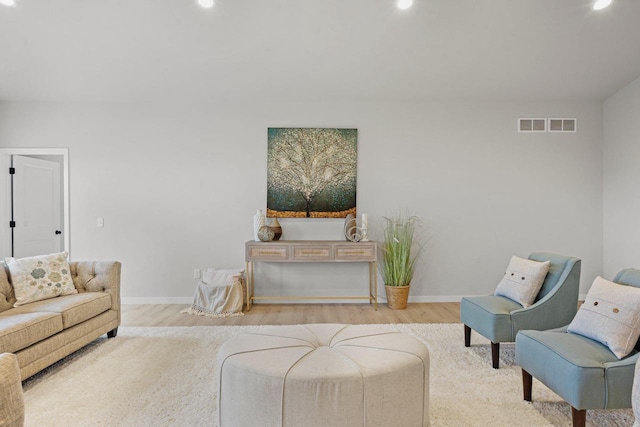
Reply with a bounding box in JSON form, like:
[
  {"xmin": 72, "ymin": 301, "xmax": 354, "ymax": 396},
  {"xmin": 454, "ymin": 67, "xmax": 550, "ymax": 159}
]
[{"xmin": 267, "ymin": 128, "xmax": 357, "ymax": 218}]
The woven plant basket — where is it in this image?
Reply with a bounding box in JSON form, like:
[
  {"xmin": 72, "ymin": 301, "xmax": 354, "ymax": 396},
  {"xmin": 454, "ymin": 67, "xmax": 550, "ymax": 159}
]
[{"xmin": 385, "ymin": 285, "xmax": 410, "ymax": 310}]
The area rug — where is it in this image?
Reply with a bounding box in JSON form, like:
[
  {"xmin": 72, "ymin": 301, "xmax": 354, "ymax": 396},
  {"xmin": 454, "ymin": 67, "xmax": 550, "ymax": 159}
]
[{"xmin": 22, "ymin": 324, "xmax": 633, "ymax": 426}]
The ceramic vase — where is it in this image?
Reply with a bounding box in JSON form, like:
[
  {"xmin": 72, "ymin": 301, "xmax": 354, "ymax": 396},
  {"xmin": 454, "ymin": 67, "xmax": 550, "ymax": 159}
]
[
  {"xmin": 270, "ymin": 217, "xmax": 283, "ymax": 241},
  {"xmin": 344, "ymin": 214, "xmax": 355, "ymax": 241},
  {"xmin": 361, "ymin": 214, "xmax": 369, "ymax": 241},
  {"xmin": 253, "ymin": 210, "xmax": 265, "ymax": 241}
]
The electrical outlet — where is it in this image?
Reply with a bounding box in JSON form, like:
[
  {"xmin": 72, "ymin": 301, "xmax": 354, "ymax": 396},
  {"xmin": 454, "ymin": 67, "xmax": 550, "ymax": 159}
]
[
  {"xmin": 97, "ymin": 217, "xmax": 104, "ymax": 227},
  {"xmin": 193, "ymin": 269, "xmax": 201, "ymax": 279}
]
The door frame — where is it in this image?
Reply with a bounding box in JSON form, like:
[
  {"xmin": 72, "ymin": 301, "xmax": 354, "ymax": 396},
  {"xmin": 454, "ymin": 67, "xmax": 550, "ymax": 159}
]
[{"xmin": 0, "ymin": 148, "xmax": 70, "ymax": 259}]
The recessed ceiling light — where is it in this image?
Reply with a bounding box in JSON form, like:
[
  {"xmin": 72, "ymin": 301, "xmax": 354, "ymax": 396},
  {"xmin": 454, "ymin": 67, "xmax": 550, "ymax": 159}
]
[
  {"xmin": 0, "ymin": 0, "xmax": 17, "ymax": 7},
  {"xmin": 397, "ymin": 0, "xmax": 413, "ymax": 10},
  {"xmin": 593, "ymin": 0, "xmax": 612, "ymax": 10},
  {"xmin": 197, "ymin": 0, "xmax": 214, "ymax": 9}
]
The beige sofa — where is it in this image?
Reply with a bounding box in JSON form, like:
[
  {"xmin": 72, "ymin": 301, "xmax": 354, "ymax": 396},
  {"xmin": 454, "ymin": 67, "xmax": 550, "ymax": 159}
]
[
  {"xmin": 0, "ymin": 261, "xmax": 121, "ymax": 380},
  {"xmin": 0, "ymin": 352, "xmax": 24, "ymax": 427}
]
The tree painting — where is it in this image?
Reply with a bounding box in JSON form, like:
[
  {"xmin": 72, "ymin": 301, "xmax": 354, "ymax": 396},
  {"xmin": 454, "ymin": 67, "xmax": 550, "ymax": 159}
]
[{"xmin": 267, "ymin": 128, "xmax": 357, "ymax": 218}]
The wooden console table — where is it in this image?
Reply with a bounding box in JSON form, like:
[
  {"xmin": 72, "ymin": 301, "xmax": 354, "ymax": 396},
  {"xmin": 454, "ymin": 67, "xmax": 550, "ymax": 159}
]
[{"xmin": 245, "ymin": 240, "xmax": 378, "ymax": 310}]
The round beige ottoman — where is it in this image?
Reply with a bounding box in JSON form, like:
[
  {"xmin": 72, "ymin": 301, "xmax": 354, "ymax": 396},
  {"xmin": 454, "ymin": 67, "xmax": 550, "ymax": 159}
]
[{"xmin": 216, "ymin": 324, "xmax": 430, "ymax": 427}]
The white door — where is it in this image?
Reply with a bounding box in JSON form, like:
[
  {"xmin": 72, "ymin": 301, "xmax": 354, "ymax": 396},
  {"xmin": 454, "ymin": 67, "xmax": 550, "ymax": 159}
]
[{"xmin": 11, "ymin": 155, "xmax": 62, "ymax": 257}]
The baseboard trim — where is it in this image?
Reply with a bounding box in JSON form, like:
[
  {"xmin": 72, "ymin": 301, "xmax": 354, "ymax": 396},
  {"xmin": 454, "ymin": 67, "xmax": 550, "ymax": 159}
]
[
  {"xmin": 122, "ymin": 297, "xmax": 193, "ymax": 305},
  {"xmin": 122, "ymin": 294, "xmax": 585, "ymax": 305},
  {"xmin": 408, "ymin": 296, "xmax": 465, "ymax": 303},
  {"xmin": 122, "ymin": 295, "xmax": 467, "ymax": 304}
]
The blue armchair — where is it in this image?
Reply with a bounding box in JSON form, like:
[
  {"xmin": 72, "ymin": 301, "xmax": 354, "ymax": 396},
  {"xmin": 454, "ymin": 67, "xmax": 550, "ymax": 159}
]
[
  {"xmin": 516, "ymin": 268, "xmax": 640, "ymax": 427},
  {"xmin": 460, "ymin": 252, "xmax": 581, "ymax": 368}
]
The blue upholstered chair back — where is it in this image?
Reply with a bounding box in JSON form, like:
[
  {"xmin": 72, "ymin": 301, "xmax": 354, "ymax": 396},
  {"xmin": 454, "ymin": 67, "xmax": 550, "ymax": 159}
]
[
  {"xmin": 613, "ymin": 268, "xmax": 640, "ymax": 351},
  {"xmin": 614, "ymin": 268, "xmax": 640, "ymax": 288},
  {"xmin": 529, "ymin": 252, "xmax": 578, "ymax": 303}
]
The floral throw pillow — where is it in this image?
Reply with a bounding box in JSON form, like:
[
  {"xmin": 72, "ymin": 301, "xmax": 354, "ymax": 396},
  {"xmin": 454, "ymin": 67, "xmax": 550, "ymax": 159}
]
[{"xmin": 5, "ymin": 252, "xmax": 77, "ymax": 307}]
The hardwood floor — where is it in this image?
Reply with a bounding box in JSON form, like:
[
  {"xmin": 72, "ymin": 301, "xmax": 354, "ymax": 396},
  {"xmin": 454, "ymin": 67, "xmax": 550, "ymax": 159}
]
[{"xmin": 121, "ymin": 302, "xmax": 461, "ymax": 327}]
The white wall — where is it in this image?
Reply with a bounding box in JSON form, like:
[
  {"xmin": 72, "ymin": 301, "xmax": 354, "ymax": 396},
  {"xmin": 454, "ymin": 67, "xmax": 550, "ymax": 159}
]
[
  {"xmin": 603, "ymin": 76, "xmax": 640, "ymax": 278},
  {"xmin": 0, "ymin": 101, "xmax": 603, "ymax": 302}
]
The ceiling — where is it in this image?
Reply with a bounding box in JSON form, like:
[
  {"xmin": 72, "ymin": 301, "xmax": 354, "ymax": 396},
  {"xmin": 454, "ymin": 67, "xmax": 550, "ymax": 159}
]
[{"xmin": 0, "ymin": 0, "xmax": 639, "ymax": 103}]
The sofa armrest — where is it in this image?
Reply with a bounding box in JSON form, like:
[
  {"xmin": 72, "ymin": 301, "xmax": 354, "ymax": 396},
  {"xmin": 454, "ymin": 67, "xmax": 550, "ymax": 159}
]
[
  {"xmin": 70, "ymin": 261, "xmax": 121, "ymax": 324},
  {"xmin": 0, "ymin": 353, "xmax": 24, "ymax": 426}
]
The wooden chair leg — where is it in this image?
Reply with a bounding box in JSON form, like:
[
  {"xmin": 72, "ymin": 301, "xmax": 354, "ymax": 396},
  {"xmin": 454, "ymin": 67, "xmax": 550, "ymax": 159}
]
[
  {"xmin": 522, "ymin": 369, "xmax": 532, "ymax": 401},
  {"xmin": 464, "ymin": 324, "xmax": 471, "ymax": 347},
  {"xmin": 491, "ymin": 342, "xmax": 500, "ymax": 369},
  {"xmin": 571, "ymin": 407, "xmax": 586, "ymax": 427}
]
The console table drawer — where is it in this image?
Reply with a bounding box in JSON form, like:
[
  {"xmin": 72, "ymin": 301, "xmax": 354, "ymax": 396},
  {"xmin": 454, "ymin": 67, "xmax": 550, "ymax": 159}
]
[
  {"xmin": 293, "ymin": 246, "xmax": 332, "ymax": 261},
  {"xmin": 335, "ymin": 244, "xmax": 376, "ymax": 261},
  {"xmin": 246, "ymin": 241, "xmax": 376, "ymax": 263},
  {"xmin": 248, "ymin": 246, "xmax": 289, "ymax": 260}
]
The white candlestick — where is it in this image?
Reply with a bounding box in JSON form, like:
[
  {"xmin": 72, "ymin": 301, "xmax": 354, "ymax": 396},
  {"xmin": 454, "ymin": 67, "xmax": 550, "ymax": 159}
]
[{"xmin": 361, "ymin": 214, "xmax": 369, "ymax": 241}]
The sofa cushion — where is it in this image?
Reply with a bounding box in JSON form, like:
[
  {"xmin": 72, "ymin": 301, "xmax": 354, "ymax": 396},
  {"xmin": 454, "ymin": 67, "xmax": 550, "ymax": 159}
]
[
  {"xmin": 0, "ymin": 312, "xmax": 63, "ymax": 353},
  {"xmin": 7, "ymin": 293, "xmax": 112, "ymax": 329},
  {"xmin": 5, "ymin": 252, "xmax": 77, "ymax": 307},
  {"xmin": 0, "ymin": 264, "xmax": 15, "ymax": 313}
]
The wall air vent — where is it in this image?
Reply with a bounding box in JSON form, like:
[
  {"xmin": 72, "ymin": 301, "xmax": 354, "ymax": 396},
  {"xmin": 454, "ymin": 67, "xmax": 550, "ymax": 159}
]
[
  {"xmin": 518, "ymin": 118, "xmax": 546, "ymax": 132},
  {"xmin": 548, "ymin": 118, "xmax": 577, "ymax": 133}
]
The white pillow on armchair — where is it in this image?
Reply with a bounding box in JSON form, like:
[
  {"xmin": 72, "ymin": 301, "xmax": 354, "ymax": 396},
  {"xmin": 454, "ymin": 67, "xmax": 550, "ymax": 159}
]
[{"xmin": 494, "ymin": 255, "xmax": 550, "ymax": 307}]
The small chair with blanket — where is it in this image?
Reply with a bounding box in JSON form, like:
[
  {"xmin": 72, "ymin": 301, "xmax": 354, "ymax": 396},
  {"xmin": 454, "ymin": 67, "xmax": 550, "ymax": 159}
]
[{"xmin": 182, "ymin": 269, "xmax": 245, "ymax": 318}]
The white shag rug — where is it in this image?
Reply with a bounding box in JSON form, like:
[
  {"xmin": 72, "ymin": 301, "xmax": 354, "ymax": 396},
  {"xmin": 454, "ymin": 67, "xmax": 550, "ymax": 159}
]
[{"xmin": 22, "ymin": 324, "xmax": 634, "ymax": 427}]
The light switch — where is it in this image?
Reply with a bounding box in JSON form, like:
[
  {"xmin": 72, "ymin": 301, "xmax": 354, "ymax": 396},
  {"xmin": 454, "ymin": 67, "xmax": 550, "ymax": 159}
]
[{"xmin": 97, "ymin": 217, "xmax": 104, "ymax": 227}]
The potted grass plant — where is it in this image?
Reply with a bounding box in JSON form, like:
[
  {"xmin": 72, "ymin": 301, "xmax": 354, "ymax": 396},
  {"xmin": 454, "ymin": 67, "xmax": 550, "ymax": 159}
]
[{"xmin": 380, "ymin": 213, "xmax": 423, "ymax": 309}]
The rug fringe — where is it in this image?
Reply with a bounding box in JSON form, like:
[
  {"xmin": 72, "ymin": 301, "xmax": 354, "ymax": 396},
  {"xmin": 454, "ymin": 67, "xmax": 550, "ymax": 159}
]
[{"xmin": 180, "ymin": 306, "xmax": 244, "ymax": 318}]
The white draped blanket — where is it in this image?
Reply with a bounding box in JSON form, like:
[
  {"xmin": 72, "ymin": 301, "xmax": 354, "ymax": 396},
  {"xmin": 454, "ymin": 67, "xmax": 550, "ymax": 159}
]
[{"xmin": 181, "ymin": 268, "xmax": 245, "ymax": 318}]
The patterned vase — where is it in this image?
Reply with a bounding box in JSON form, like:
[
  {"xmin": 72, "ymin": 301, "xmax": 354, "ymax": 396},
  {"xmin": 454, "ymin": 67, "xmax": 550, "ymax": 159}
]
[
  {"xmin": 270, "ymin": 217, "xmax": 283, "ymax": 241},
  {"xmin": 253, "ymin": 210, "xmax": 265, "ymax": 242},
  {"xmin": 344, "ymin": 214, "xmax": 355, "ymax": 241}
]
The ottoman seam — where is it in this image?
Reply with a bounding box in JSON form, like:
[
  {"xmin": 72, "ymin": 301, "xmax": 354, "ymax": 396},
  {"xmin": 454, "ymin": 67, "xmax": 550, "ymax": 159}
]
[
  {"xmin": 218, "ymin": 345, "xmax": 315, "ymax": 427},
  {"xmin": 281, "ymin": 348, "xmax": 319, "ymax": 427},
  {"xmin": 332, "ymin": 350, "xmax": 367, "ymax": 427},
  {"xmin": 332, "ymin": 331, "xmax": 400, "ymax": 346},
  {"xmin": 247, "ymin": 332, "xmax": 317, "ymax": 348},
  {"xmin": 302, "ymin": 324, "xmax": 349, "ymax": 347},
  {"xmin": 336, "ymin": 344, "xmax": 429, "ymax": 426},
  {"xmin": 337, "ymin": 343, "xmax": 428, "ymax": 361}
]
